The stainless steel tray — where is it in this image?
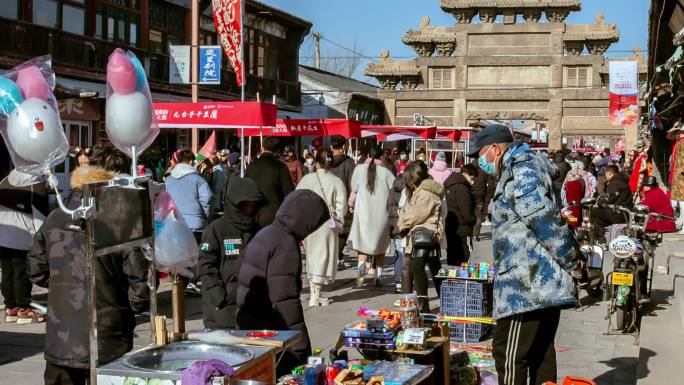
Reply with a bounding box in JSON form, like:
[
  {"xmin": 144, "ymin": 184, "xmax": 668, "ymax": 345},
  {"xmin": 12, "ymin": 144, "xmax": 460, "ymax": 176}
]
[{"xmin": 121, "ymin": 341, "xmax": 254, "ymax": 374}]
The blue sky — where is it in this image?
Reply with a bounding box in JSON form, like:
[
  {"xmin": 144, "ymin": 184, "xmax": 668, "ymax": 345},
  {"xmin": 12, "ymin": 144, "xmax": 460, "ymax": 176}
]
[{"xmin": 263, "ymin": 0, "xmax": 650, "ymax": 82}]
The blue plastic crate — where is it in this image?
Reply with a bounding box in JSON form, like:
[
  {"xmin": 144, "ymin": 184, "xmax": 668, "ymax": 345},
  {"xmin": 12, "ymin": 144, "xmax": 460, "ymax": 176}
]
[
  {"xmin": 449, "ymin": 321, "xmax": 492, "ymax": 343},
  {"xmin": 440, "ymin": 279, "xmax": 490, "ymax": 318}
]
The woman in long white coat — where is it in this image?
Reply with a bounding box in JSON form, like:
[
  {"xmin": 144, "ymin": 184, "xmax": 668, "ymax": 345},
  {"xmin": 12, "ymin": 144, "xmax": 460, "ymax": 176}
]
[
  {"xmin": 297, "ymin": 150, "xmax": 347, "ymax": 306},
  {"xmin": 348, "ymin": 147, "xmax": 395, "ymax": 288}
]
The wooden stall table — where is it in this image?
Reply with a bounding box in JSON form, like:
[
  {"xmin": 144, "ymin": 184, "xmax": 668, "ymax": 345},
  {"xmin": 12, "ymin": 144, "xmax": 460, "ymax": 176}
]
[{"xmin": 332, "ymin": 324, "xmax": 450, "ymax": 385}]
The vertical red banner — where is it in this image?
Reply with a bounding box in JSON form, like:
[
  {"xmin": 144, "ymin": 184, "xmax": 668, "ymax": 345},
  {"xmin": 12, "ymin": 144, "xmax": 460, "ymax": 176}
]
[
  {"xmin": 609, "ymin": 61, "xmax": 638, "ymax": 126},
  {"xmin": 212, "ymin": 0, "xmax": 243, "ymax": 87}
]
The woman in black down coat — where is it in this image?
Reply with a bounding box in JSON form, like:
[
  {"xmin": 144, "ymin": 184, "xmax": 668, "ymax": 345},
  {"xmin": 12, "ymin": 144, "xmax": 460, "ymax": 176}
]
[
  {"xmin": 198, "ymin": 177, "xmax": 263, "ymax": 330},
  {"xmin": 443, "ymin": 164, "xmax": 477, "ymax": 266},
  {"xmin": 236, "ymin": 189, "xmax": 330, "ymax": 375}
]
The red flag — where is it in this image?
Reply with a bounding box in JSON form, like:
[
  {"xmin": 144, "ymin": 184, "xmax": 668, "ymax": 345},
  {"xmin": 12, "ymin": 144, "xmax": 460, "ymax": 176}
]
[
  {"xmin": 212, "ymin": 0, "xmax": 244, "ymax": 87},
  {"xmin": 199, "ymin": 131, "xmax": 217, "ymax": 158}
]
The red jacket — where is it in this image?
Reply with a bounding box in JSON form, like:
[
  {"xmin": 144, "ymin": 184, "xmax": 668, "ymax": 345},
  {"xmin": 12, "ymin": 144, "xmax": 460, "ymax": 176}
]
[{"xmin": 641, "ymin": 188, "xmax": 677, "ymax": 233}]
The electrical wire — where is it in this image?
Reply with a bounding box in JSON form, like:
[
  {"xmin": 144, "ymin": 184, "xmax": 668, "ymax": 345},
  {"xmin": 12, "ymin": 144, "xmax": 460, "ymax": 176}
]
[
  {"xmin": 300, "ymin": 50, "xmax": 647, "ymax": 59},
  {"xmin": 315, "ymin": 33, "xmax": 377, "ymax": 62},
  {"xmin": 296, "ymin": 84, "xmax": 628, "ymax": 92}
]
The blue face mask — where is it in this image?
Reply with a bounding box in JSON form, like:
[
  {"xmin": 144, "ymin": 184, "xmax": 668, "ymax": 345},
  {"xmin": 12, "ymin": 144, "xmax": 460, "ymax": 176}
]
[{"xmin": 478, "ymin": 146, "xmax": 497, "ymax": 175}]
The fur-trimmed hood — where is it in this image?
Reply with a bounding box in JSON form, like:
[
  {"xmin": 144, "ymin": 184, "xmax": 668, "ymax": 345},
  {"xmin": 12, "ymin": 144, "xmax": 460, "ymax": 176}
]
[
  {"xmin": 70, "ymin": 165, "xmax": 117, "ymax": 189},
  {"xmin": 417, "ymin": 178, "xmax": 445, "ymax": 199}
]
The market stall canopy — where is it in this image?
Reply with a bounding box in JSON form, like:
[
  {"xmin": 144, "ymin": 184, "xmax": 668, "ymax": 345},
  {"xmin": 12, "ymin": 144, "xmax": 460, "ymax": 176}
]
[
  {"xmin": 153, "ymin": 101, "xmax": 277, "ymax": 129},
  {"xmin": 360, "ymin": 126, "xmax": 471, "ymax": 142},
  {"xmin": 240, "ymin": 118, "xmax": 361, "ymax": 138},
  {"xmin": 360, "ymin": 125, "xmax": 447, "ymax": 141},
  {"xmin": 436, "ymin": 129, "xmax": 463, "ymax": 142}
]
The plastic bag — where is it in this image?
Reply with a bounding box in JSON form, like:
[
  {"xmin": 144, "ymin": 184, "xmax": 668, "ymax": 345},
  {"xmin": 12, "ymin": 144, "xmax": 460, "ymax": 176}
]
[
  {"xmin": 154, "ymin": 191, "xmax": 197, "ymax": 277},
  {"xmin": 105, "ymin": 48, "xmax": 159, "ymax": 158},
  {"xmin": 0, "ymin": 56, "xmax": 68, "ymax": 176}
]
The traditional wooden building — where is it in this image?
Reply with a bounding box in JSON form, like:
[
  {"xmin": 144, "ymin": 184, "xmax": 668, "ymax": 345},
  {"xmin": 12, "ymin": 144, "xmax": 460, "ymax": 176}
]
[
  {"xmin": 0, "ymin": 0, "xmax": 311, "ymax": 178},
  {"xmin": 364, "ymin": 0, "xmax": 646, "ymax": 151}
]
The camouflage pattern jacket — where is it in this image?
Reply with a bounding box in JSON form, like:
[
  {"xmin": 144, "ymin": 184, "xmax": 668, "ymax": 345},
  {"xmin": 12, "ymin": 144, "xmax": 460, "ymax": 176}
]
[
  {"xmin": 28, "ymin": 166, "xmax": 149, "ymax": 369},
  {"xmin": 491, "ymin": 142, "xmax": 579, "ymax": 320}
]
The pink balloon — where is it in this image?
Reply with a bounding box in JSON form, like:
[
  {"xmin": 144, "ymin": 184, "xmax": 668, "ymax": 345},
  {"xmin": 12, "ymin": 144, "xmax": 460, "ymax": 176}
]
[
  {"xmin": 107, "ymin": 51, "xmax": 136, "ymax": 94},
  {"xmin": 16, "ymin": 66, "xmax": 50, "ymax": 101}
]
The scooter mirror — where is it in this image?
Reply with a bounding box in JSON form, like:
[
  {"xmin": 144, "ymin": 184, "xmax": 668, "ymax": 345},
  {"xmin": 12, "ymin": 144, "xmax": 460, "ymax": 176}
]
[
  {"xmin": 580, "ymin": 197, "xmax": 596, "ymax": 206},
  {"xmin": 634, "ymin": 204, "xmax": 650, "ymax": 215}
]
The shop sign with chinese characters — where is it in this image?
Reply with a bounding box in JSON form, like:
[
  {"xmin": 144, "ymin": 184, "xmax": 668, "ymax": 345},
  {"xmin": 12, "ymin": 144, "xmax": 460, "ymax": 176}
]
[{"xmin": 199, "ymin": 46, "xmax": 222, "ymax": 85}]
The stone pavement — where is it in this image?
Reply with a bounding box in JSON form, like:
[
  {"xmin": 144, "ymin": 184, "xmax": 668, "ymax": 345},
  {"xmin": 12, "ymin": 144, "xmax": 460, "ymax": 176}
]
[
  {"xmin": 1, "ymin": 230, "xmax": 682, "ymax": 385},
  {"xmin": 635, "ymin": 234, "xmax": 684, "ymax": 385}
]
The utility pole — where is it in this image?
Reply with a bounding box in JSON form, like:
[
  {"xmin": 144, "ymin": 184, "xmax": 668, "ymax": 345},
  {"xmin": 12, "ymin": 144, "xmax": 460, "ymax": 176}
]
[
  {"xmin": 191, "ymin": 0, "xmax": 199, "ymax": 152},
  {"xmin": 313, "ymin": 32, "xmax": 321, "ymax": 70}
]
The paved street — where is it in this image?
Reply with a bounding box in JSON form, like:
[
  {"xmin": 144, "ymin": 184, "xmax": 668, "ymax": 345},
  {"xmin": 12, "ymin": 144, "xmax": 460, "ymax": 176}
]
[{"xmin": 1, "ymin": 228, "xmax": 683, "ymax": 385}]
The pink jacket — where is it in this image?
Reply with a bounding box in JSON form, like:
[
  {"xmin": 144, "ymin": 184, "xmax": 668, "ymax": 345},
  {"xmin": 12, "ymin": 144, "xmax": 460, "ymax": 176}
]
[{"xmin": 428, "ymin": 160, "xmax": 452, "ymax": 184}]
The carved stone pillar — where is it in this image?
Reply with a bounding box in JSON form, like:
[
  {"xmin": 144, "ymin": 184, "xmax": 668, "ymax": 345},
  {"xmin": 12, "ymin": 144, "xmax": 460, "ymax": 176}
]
[
  {"xmin": 411, "ymin": 42, "xmax": 436, "ymax": 57},
  {"xmin": 550, "ymin": 64, "xmax": 562, "ymax": 88},
  {"xmin": 452, "ymin": 10, "xmax": 475, "ymax": 24},
  {"xmin": 564, "ymin": 41, "xmax": 584, "ymax": 56},
  {"xmin": 384, "ymin": 99, "xmax": 396, "ymax": 125},
  {"xmin": 479, "ymin": 8, "xmax": 497, "ymax": 23},
  {"xmin": 453, "ymin": 98, "xmax": 467, "ymax": 127},
  {"xmin": 436, "ymin": 42, "xmax": 456, "ymax": 57},
  {"xmin": 545, "ymin": 8, "xmax": 570, "ymax": 23},
  {"xmin": 547, "ymin": 99, "xmax": 563, "ymax": 150},
  {"xmin": 625, "ymin": 124, "xmax": 638, "ymax": 153},
  {"xmin": 523, "ymin": 8, "xmax": 542, "ymax": 23}
]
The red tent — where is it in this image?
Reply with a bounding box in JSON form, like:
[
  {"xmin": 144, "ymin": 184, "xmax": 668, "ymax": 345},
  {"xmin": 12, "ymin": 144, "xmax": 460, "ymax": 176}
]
[
  {"xmin": 358, "ymin": 125, "xmax": 469, "ymax": 142},
  {"xmin": 153, "ymin": 101, "xmax": 277, "ymax": 129},
  {"xmin": 436, "ymin": 128, "xmax": 463, "ymax": 142},
  {"xmin": 240, "ymin": 119, "xmax": 361, "ymax": 138}
]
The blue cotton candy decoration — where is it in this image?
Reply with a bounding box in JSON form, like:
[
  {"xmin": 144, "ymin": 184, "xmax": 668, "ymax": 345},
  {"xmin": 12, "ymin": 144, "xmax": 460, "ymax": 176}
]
[
  {"xmin": 0, "ymin": 77, "xmax": 24, "ymax": 116},
  {"xmin": 130, "ymin": 55, "xmax": 147, "ymax": 92}
]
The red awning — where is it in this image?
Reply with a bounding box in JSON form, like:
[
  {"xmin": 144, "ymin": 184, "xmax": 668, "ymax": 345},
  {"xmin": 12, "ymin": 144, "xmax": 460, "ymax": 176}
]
[
  {"xmin": 153, "ymin": 101, "xmax": 277, "ymax": 129},
  {"xmin": 240, "ymin": 119, "xmax": 361, "ymax": 138}
]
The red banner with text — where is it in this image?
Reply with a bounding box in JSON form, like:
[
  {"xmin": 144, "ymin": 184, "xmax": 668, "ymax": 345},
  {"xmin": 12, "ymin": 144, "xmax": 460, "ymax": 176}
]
[
  {"xmin": 212, "ymin": 0, "xmax": 243, "ymax": 87},
  {"xmin": 153, "ymin": 102, "xmax": 277, "ymax": 128}
]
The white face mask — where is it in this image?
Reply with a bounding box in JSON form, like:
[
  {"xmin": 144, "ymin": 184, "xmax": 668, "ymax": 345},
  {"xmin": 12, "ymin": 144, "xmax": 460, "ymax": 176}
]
[
  {"xmin": 306, "ymin": 158, "xmax": 314, "ymax": 165},
  {"xmin": 400, "ymin": 154, "xmax": 408, "ymax": 161}
]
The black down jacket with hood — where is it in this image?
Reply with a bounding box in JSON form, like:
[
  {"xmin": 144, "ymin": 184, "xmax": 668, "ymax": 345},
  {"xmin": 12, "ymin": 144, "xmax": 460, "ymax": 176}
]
[
  {"xmin": 236, "ymin": 189, "xmax": 330, "ymax": 375},
  {"xmin": 198, "ymin": 177, "xmax": 263, "ymax": 329},
  {"xmin": 28, "ymin": 166, "xmax": 149, "ymax": 369},
  {"xmin": 443, "ymin": 172, "xmax": 476, "ymax": 237}
]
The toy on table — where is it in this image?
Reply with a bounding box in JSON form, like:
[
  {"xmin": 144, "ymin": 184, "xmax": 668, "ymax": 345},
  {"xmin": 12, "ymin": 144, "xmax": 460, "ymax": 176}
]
[{"xmin": 442, "ymin": 263, "xmax": 495, "ymax": 280}]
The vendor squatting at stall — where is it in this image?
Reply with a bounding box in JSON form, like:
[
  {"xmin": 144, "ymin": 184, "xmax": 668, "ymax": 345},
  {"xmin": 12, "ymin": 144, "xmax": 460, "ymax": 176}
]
[{"xmin": 29, "ymin": 147, "xmax": 150, "ymax": 385}]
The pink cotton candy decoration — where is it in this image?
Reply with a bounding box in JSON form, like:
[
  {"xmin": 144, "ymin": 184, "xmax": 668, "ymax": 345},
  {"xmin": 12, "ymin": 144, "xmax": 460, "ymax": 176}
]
[
  {"xmin": 107, "ymin": 51, "xmax": 136, "ymax": 94},
  {"xmin": 15, "ymin": 66, "xmax": 50, "ymax": 101}
]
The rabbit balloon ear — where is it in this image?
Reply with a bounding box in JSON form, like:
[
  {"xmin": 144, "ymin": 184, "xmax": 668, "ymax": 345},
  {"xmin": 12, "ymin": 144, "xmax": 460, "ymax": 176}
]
[
  {"xmin": 0, "ymin": 77, "xmax": 24, "ymax": 116},
  {"xmin": 16, "ymin": 66, "xmax": 51, "ymax": 101},
  {"xmin": 130, "ymin": 55, "xmax": 147, "ymax": 92}
]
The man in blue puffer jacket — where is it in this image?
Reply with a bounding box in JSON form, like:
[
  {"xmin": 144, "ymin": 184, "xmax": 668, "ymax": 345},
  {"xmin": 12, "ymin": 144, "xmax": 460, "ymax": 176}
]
[
  {"xmin": 468, "ymin": 124, "xmax": 580, "ymax": 385},
  {"xmin": 166, "ymin": 149, "xmax": 213, "ymax": 240}
]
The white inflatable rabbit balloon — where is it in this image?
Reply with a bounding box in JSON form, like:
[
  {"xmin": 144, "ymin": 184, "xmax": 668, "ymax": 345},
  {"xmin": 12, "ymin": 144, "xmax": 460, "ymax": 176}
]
[{"xmin": 0, "ymin": 63, "xmax": 68, "ymax": 175}]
